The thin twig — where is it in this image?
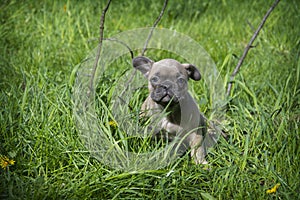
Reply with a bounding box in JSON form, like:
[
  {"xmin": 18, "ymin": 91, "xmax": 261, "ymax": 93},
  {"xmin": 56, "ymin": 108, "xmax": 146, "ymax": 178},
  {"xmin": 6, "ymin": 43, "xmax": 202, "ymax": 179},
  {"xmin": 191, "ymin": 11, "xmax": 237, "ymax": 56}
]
[
  {"xmin": 246, "ymin": 19, "xmax": 255, "ymax": 32},
  {"xmin": 226, "ymin": 0, "xmax": 281, "ymax": 96},
  {"xmin": 105, "ymin": 38, "xmax": 134, "ymax": 59},
  {"xmin": 88, "ymin": 0, "xmax": 112, "ymax": 98},
  {"xmin": 141, "ymin": 0, "xmax": 169, "ymax": 56}
]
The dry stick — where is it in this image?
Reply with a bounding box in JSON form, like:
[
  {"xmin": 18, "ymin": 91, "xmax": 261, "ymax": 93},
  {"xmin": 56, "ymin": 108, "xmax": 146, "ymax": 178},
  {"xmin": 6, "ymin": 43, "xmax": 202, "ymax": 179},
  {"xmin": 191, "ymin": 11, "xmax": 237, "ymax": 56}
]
[
  {"xmin": 105, "ymin": 38, "xmax": 134, "ymax": 59},
  {"xmin": 226, "ymin": 0, "xmax": 281, "ymax": 96},
  {"xmin": 141, "ymin": 0, "xmax": 169, "ymax": 56},
  {"xmin": 88, "ymin": 0, "xmax": 112, "ymax": 98}
]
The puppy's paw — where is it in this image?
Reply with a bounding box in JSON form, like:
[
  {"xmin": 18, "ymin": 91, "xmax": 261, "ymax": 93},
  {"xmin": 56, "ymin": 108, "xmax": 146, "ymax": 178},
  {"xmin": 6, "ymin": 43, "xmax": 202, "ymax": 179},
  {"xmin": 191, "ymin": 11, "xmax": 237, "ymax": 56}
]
[
  {"xmin": 191, "ymin": 145, "xmax": 207, "ymax": 165},
  {"xmin": 199, "ymin": 160, "xmax": 208, "ymax": 165},
  {"xmin": 193, "ymin": 158, "xmax": 208, "ymax": 165},
  {"xmin": 193, "ymin": 159, "xmax": 210, "ymax": 170}
]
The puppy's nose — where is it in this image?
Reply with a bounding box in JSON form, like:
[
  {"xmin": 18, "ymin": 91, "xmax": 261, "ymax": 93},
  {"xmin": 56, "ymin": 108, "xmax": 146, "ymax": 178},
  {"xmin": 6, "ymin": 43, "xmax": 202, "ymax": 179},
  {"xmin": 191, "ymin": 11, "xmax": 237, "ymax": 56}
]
[
  {"xmin": 156, "ymin": 85, "xmax": 166, "ymax": 93},
  {"xmin": 160, "ymin": 84, "xmax": 169, "ymax": 89},
  {"xmin": 160, "ymin": 80, "xmax": 173, "ymax": 90},
  {"xmin": 157, "ymin": 84, "xmax": 171, "ymax": 93}
]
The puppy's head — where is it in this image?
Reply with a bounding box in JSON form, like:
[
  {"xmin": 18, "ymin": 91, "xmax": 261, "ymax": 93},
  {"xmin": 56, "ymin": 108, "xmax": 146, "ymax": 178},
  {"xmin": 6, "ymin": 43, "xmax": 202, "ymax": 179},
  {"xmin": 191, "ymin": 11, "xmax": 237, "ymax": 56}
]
[{"xmin": 133, "ymin": 56, "xmax": 201, "ymax": 106}]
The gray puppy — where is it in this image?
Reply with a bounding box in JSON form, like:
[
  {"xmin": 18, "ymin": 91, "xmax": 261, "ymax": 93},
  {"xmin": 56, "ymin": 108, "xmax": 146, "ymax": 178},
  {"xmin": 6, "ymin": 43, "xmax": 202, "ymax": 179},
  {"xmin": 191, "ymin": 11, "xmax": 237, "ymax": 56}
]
[{"xmin": 132, "ymin": 56, "xmax": 208, "ymax": 164}]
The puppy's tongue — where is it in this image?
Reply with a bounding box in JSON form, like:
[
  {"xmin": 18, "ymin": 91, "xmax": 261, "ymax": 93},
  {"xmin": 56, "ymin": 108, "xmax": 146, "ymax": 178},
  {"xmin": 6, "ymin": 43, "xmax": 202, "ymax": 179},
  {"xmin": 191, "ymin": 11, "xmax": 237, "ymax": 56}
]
[
  {"xmin": 161, "ymin": 93, "xmax": 178, "ymax": 104},
  {"xmin": 161, "ymin": 95, "xmax": 171, "ymax": 102}
]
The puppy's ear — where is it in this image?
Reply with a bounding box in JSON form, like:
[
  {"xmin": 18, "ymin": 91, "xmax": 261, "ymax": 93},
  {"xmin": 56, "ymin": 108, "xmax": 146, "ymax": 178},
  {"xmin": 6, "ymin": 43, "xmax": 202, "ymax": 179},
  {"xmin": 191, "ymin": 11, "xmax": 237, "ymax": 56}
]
[
  {"xmin": 132, "ymin": 56, "xmax": 154, "ymax": 78},
  {"xmin": 182, "ymin": 64, "xmax": 201, "ymax": 81}
]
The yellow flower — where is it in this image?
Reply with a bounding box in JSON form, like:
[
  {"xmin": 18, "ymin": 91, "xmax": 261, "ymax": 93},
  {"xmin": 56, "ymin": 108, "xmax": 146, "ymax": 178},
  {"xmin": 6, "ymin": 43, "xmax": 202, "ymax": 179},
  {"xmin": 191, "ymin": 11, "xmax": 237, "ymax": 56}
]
[
  {"xmin": 109, "ymin": 120, "xmax": 118, "ymax": 128},
  {"xmin": 266, "ymin": 183, "xmax": 280, "ymax": 194},
  {"xmin": 0, "ymin": 155, "xmax": 15, "ymax": 169}
]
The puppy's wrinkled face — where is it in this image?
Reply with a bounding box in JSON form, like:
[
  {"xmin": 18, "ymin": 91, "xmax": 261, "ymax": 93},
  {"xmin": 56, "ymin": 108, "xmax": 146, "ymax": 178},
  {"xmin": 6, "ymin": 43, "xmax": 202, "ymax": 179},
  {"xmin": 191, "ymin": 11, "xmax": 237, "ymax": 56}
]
[
  {"xmin": 148, "ymin": 59, "xmax": 188, "ymax": 105},
  {"xmin": 132, "ymin": 56, "xmax": 201, "ymax": 106}
]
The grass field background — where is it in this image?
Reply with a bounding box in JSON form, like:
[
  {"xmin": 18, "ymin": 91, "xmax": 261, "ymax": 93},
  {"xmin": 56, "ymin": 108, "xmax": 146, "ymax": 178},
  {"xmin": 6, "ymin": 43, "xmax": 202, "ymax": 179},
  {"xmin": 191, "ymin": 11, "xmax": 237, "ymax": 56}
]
[{"xmin": 1, "ymin": 0, "xmax": 299, "ymax": 199}]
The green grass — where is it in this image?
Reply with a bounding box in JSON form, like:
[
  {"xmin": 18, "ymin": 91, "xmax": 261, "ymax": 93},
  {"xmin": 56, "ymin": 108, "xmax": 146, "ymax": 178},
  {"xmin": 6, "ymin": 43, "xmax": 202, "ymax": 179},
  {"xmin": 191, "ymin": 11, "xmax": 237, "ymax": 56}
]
[{"xmin": 1, "ymin": 0, "xmax": 299, "ymax": 199}]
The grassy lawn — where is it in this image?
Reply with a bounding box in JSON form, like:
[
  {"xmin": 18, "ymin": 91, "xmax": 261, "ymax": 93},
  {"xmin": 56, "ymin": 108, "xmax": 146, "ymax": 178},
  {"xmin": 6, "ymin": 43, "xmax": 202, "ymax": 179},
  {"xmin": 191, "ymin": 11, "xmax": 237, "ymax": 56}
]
[{"xmin": 1, "ymin": 0, "xmax": 299, "ymax": 199}]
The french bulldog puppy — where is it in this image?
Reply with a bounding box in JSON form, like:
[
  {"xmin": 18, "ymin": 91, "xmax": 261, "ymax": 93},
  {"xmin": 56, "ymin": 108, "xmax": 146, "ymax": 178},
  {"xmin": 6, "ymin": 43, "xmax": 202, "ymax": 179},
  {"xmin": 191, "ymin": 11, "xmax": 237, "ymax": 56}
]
[{"xmin": 132, "ymin": 56, "xmax": 208, "ymax": 164}]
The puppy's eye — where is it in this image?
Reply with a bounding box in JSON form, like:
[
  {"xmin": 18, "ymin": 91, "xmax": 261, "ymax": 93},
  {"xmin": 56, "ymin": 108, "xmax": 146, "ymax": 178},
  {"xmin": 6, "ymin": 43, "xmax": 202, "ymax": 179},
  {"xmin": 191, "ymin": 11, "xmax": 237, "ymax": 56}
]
[
  {"xmin": 150, "ymin": 76, "xmax": 159, "ymax": 83},
  {"xmin": 177, "ymin": 77, "xmax": 186, "ymax": 85}
]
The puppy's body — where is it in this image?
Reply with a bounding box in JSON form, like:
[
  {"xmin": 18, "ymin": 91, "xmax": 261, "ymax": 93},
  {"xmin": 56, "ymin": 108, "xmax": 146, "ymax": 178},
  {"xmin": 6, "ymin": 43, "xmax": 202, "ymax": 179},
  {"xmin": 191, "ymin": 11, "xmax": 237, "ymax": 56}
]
[{"xmin": 133, "ymin": 56, "xmax": 207, "ymax": 164}]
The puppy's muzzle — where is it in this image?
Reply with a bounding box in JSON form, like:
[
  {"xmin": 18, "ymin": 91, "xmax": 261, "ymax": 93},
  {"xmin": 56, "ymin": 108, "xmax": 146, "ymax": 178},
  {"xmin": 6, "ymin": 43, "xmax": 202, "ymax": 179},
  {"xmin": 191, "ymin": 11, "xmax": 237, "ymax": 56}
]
[{"xmin": 151, "ymin": 81, "xmax": 178, "ymax": 104}]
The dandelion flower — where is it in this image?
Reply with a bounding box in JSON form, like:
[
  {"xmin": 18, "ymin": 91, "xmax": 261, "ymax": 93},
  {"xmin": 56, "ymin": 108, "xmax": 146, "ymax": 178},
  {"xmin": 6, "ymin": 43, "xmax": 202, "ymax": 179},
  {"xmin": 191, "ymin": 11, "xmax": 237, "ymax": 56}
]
[
  {"xmin": 266, "ymin": 183, "xmax": 280, "ymax": 194},
  {"xmin": 109, "ymin": 120, "xmax": 118, "ymax": 128},
  {"xmin": 0, "ymin": 155, "xmax": 15, "ymax": 169}
]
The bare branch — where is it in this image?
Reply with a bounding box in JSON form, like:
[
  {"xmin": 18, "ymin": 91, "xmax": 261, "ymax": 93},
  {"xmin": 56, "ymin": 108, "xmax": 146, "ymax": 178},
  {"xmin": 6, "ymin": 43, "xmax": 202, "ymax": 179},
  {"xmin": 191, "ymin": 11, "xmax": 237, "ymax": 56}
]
[
  {"xmin": 105, "ymin": 38, "xmax": 134, "ymax": 59},
  {"xmin": 88, "ymin": 0, "xmax": 112, "ymax": 98},
  {"xmin": 141, "ymin": 0, "xmax": 169, "ymax": 56},
  {"xmin": 246, "ymin": 19, "xmax": 255, "ymax": 32},
  {"xmin": 226, "ymin": 0, "xmax": 281, "ymax": 96}
]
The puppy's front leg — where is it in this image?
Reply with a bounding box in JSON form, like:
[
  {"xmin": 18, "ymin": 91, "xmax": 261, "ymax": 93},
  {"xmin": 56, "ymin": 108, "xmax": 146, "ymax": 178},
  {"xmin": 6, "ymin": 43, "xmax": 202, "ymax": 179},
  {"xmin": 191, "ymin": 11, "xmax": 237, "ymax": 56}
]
[
  {"xmin": 188, "ymin": 133, "xmax": 207, "ymax": 164},
  {"xmin": 160, "ymin": 119, "xmax": 191, "ymax": 155},
  {"xmin": 161, "ymin": 118, "xmax": 183, "ymax": 135}
]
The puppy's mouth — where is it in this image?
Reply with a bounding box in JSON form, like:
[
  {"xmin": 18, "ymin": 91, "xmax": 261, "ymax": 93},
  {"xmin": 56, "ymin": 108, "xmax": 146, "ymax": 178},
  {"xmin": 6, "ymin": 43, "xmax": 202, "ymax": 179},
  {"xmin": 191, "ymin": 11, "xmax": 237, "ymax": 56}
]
[{"xmin": 151, "ymin": 86, "xmax": 179, "ymax": 105}]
